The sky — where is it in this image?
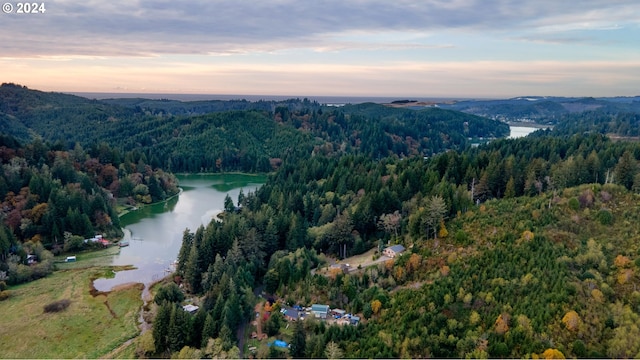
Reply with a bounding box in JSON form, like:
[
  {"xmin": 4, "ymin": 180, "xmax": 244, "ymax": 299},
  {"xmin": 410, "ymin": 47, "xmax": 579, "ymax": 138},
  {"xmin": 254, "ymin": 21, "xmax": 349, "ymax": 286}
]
[{"xmin": 1, "ymin": 0, "xmax": 639, "ymax": 98}]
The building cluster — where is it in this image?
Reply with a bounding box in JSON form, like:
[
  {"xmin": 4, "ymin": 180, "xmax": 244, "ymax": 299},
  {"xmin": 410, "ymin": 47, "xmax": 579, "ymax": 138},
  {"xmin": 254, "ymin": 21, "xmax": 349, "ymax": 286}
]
[{"xmin": 279, "ymin": 303, "xmax": 360, "ymax": 326}]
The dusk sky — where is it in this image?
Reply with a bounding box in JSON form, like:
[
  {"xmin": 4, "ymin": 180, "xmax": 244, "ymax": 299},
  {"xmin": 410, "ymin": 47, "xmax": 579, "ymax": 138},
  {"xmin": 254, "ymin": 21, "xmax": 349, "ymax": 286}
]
[{"xmin": 1, "ymin": 0, "xmax": 639, "ymax": 98}]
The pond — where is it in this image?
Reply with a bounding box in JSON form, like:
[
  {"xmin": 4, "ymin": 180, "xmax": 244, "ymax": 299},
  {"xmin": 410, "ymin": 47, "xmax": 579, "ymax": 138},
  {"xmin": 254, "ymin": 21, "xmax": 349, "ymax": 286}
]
[{"xmin": 93, "ymin": 173, "xmax": 266, "ymax": 293}]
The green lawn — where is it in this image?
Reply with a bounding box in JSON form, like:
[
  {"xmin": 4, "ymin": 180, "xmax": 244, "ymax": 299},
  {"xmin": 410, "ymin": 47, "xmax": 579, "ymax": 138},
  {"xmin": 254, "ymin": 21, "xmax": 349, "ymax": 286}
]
[
  {"xmin": 0, "ymin": 267, "xmax": 142, "ymax": 358},
  {"xmin": 55, "ymin": 246, "xmax": 125, "ymax": 270}
]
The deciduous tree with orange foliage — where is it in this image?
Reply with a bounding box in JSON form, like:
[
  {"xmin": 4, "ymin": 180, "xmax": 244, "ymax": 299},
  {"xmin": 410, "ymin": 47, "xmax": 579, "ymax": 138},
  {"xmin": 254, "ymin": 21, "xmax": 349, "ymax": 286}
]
[{"xmin": 562, "ymin": 310, "xmax": 582, "ymax": 331}]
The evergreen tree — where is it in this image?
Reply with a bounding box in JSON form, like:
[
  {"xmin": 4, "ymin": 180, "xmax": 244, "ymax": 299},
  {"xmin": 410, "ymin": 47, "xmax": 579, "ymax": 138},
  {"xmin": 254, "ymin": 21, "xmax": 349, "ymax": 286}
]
[
  {"xmin": 153, "ymin": 302, "xmax": 172, "ymax": 354},
  {"xmin": 201, "ymin": 313, "xmax": 216, "ymax": 348},
  {"xmin": 224, "ymin": 194, "xmax": 235, "ymax": 212},
  {"xmin": 615, "ymin": 150, "xmax": 638, "ymax": 190},
  {"xmin": 290, "ymin": 319, "xmax": 306, "ymax": 358}
]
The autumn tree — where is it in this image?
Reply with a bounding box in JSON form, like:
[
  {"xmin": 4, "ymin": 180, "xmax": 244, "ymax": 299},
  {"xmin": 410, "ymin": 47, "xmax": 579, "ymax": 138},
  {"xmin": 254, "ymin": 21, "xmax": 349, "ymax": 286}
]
[
  {"xmin": 541, "ymin": 348, "xmax": 565, "ymax": 359},
  {"xmin": 562, "ymin": 310, "xmax": 582, "ymax": 331},
  {"xmin": 378, "ymin": 211, "xmax": 402, "ymax": 240},
  {"xmin": 325, "ymin": 341, "xmax": 344, "ymax": 360},
  {"xmin": 494, "ymin": 313, "xmax": 510, "ymax": 335},
  {"xmin": 371, "ymin": 299, "xmax": 382, "ymax": 316},
  {"xmin": 438, "ymin": 219, "xmax": 449, "ymax": 239}
]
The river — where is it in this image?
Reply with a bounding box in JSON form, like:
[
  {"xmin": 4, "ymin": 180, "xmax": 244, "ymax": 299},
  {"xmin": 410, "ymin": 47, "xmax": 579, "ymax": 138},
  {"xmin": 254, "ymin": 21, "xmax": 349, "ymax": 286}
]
[
  {"xmin": 508, "ymin": 124, "xmax": 551, "ymax": 139},
  {"xmin": 93, "ymin": 173, "xmax": 266, "ymax": 293}
]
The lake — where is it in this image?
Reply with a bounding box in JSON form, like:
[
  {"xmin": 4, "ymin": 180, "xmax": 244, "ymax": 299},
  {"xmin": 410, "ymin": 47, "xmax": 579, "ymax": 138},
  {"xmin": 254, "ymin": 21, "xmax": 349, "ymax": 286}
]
[{"xmin": 93, "ymin": 173, "xmax": 266, "ymax": 293}]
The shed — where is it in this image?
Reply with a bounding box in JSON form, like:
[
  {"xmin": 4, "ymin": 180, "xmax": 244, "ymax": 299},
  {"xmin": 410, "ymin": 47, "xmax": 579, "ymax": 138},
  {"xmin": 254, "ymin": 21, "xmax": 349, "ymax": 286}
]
[
  {"xmin": 182, "ymin": 304, "xmax": 199, "ymax": 314},
  {"xmin": 383, "ymin": 244, "xmax": 406, "ymax": 258},
  {"xmin": 66, "ymin": 256, "xmax": 76, "ymax": 262},
  {"xmin": 350, "ymin": 315, "xmax": 360, "ymax": 325}
]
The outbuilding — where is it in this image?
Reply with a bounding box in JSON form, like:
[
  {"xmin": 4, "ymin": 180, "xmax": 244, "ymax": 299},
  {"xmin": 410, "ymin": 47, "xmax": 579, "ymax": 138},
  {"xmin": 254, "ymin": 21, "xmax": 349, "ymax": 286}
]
[{"xmin": 182, "ymin": 304, "xmax": 199, "ymax": 314}]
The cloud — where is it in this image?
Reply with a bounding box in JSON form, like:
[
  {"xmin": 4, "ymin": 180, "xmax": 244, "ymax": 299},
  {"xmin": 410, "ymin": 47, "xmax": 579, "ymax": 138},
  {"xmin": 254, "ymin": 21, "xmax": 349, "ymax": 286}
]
[
  {"xmin": 3, "ymin": 56, "xmax": 639, "ymax": 97},
  {"xmin": 1, "ymin": 0, "xmax": 638, "ymax": 57}
]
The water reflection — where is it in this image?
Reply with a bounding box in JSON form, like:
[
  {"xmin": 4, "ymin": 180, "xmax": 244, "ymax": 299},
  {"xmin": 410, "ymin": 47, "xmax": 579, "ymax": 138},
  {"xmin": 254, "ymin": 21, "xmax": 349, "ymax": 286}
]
[{"xmin": 93, "ymin": 174, "xmax": 266, "ymax": 293}]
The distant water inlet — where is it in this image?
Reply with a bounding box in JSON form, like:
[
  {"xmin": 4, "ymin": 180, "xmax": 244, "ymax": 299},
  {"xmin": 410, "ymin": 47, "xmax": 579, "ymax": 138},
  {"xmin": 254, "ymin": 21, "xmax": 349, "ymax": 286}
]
[
  {"xmin": 509, "ymin": 125, "xmax": 549, "ymax": 139},
  {"xmin": 92, "ymin": 173, "xmax": 266, "ymax": 294}
]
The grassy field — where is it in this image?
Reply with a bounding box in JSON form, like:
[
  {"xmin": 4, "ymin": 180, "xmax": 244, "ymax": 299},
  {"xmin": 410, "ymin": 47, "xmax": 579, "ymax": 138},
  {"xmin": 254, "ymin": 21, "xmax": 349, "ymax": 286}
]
[
  {"xmin": 55, "ymin": 245, "xmax": 124, "ymax": 270},
  {"xmin": 0, "ymin": 266, "xmax": 143, "ymax": 358}
]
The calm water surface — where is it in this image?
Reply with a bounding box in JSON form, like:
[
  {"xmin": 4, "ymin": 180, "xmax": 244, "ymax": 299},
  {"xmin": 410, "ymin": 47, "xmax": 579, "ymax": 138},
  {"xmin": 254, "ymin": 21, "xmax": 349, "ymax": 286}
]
[
  {"xmin": 93, "ymin": 173, "xmax": 265, "ymax": 292},
  {"xmin": 509, "ymin": 125, "xmax": 542, "ymax": 139}
]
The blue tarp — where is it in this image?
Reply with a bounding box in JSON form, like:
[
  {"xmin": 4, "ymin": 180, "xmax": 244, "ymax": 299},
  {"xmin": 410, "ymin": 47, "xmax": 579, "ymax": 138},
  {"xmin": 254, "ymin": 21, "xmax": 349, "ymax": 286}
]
[{"xmin": 269, "ymin": 340, "xmax": 288, "ymax": 348}]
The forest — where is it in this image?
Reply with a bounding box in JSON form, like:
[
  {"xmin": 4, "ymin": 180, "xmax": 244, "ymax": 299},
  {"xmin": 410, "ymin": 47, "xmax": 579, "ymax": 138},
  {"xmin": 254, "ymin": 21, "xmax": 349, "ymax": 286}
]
[
  {"xmin": 1, "ymin": 83, "xmax": 508, "ymax": 172},
  {"xmin": 0, "ymin": 133, "xmax": 178, "ymax": 286},
  {"xmin": 156, "ymin": 134, "xmax": 640, "ymax": 357},
  {"xmin": 2, "ymin": 84, "xmax": 640, "ymax": 358}
]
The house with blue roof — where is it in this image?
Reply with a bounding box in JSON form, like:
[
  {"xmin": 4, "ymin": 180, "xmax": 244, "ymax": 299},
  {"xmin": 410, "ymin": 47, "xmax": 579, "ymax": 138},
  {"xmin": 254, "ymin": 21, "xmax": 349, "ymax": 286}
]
[{"xmin": 311, "ymin": 304, "xmax": 330, "ymax": 319}]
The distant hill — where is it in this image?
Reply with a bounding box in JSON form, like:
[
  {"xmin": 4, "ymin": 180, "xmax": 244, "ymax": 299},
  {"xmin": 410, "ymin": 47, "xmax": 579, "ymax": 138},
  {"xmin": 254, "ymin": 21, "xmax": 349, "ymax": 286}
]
[
  {"xmin": 0, "ymin": 84, "xmax": 508, "ymax": 172},
  {"xmin": 437, "ymin": 96, "xmax": 640, "ymax": 124},
  {"xmin": 101, "ymin": 96, "xmax": 321, "ymax": 116}
]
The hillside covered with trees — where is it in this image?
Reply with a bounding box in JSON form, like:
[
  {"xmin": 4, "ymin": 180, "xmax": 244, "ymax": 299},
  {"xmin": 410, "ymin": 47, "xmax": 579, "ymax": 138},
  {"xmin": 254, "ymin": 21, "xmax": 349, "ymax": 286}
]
[
  {"xmin": 0, "ymin": 133, "xmax": 178, "ymax": 286},
  {"xmin": 0, "ymin": 84, "xmax": 508, "ymax": 173},
  {"xmin": 438, "ymin": 96, "xmax": 640, "ymax": 124},
  {"xmin": 158, "ymin": 127, "xmax": 640, "ymax": 358}
]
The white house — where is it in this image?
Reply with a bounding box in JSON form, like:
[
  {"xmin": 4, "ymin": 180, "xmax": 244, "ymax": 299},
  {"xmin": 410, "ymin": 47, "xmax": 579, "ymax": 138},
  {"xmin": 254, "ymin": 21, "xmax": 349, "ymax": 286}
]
[{"xmin": 383, "ymin": 245, "xmax": 405, "ymax": 258}]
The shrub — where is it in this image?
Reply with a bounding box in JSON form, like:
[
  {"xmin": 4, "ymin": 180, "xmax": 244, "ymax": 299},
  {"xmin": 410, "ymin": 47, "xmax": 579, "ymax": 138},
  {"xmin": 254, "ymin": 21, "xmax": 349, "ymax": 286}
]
[
  {"xmin": 0, "ymin": 290, "xmax": 11, "ymax": 301},
  {"xmin": 44, "ymin": 299, "xmax": 71, "ymax": 313},
  {"xmin": 597, "ymin": 209, "xmax": 613, "ymax": 225},
  {"xmin": 0, "ymin": 281, "xmax": 7, "ymax": 291},
  {"xmin": 568, "ymin": 197, "xmax": 580, "ymax": 211},
  {"xmin": 455, "ymin": 230, "xmax": 470, "ymax": 245}
]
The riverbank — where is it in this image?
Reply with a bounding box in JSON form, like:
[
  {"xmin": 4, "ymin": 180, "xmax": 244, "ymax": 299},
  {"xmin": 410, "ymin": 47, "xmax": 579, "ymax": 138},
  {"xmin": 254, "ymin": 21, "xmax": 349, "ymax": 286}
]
[{"xmin": 116, "ymin": 187, "xmax": 183, "ymax": 218}]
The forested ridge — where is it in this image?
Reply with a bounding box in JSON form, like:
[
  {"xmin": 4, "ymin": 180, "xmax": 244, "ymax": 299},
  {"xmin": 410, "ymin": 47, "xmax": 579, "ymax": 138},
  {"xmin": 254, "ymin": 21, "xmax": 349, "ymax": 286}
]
[{"xmin": 1, "ymin": 83, "xmax": 508, "ymax": 173}]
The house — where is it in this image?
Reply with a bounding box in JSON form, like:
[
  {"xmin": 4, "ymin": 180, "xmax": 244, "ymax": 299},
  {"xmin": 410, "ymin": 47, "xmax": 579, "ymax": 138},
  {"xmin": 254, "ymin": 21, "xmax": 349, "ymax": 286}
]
[
  {"xmin": 330, "ymin": 263, "xmax": 349, "ymax": 274},
  {"xmin": 182, "ymin": 304, "xmax": 199, "ymax": 314},
  {"xmin": 284, "ymin": 308, "xmax": 299, "ymax": 321},
  {"xmin": 383, "ymin": 244, "xmax": 406, "ymax": 258},
  {"xmin": 311, "ymin": 304, "xmax": 330, "ymax": 319}
]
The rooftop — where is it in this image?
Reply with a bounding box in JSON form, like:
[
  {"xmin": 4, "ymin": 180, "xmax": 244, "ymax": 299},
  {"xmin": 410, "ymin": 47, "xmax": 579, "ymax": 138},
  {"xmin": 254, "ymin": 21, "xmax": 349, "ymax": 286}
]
[{"xmin": 387, "ymin": 244, "xmax": 406, "ymax": 253}]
